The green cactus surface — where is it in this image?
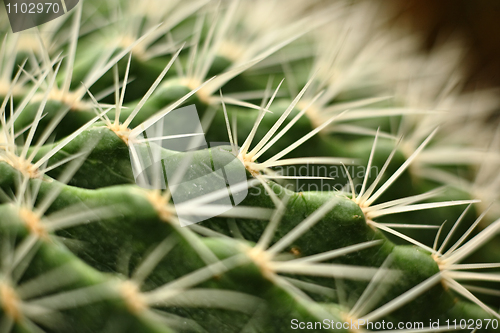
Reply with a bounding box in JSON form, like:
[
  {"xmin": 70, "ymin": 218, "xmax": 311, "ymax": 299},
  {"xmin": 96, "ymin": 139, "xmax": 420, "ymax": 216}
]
[{"xmin": 1, "ymin": 1, "xmax": 500, "ymax": 332}]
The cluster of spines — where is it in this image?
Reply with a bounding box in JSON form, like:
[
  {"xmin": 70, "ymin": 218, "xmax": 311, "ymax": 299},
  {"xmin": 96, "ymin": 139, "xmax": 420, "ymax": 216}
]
[{"xmin": 0, "ymin": 0, "xmax": 500, "ymax": 332}]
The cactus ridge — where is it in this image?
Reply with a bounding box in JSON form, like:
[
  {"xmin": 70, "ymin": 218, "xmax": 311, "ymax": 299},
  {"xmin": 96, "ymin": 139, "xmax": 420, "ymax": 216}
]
[{"xmin": 1, "ymin": 0, "xmax": 500, "ymax": 332}]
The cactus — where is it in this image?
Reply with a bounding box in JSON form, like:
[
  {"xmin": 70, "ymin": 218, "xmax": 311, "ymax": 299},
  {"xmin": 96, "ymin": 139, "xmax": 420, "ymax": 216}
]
[{"xmin": 1, "ymin": 0, "xmax": 500, "ymax": 332}]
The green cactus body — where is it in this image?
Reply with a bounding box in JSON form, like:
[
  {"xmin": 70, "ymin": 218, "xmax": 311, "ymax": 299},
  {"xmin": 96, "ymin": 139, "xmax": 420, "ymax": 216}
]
[{"xmin": 1, "ymin": 0, "xmax": 500, "ymax": 332}]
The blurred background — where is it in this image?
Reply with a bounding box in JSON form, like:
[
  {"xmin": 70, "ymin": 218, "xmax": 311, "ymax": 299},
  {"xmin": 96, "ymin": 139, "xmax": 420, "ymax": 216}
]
[{"xmin": 389, "ymin": 0, "xmax": 500, "ymax": 93}]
